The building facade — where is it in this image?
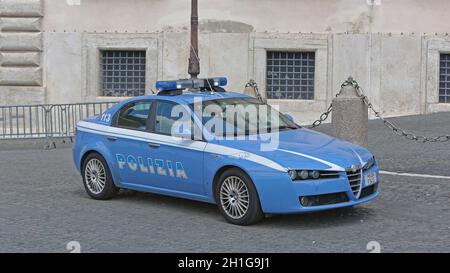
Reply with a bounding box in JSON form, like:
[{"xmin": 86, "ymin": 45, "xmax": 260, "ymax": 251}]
[{"xmin": 1, "ymin": 0, "xmax": 450, "ymax": 124}]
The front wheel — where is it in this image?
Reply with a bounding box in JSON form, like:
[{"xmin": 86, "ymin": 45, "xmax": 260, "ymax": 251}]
[
  {"xmin": 82, "ymin": 152, "xmax": 118, "ymax": 200},
  {"xmin": 215, "ymin": 168, "xmax": 264, "ymax": 225}
]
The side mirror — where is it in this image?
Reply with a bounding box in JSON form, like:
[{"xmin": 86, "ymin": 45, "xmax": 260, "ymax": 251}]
[{"xmin": 284, "ymin": 114, "xmax": 294, "ymax": 122}]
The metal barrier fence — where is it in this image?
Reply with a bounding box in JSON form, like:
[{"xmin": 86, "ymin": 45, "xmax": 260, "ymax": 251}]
[{"xmin": 0, "ymin": 102, "xmax": 117, "ymax": 140}]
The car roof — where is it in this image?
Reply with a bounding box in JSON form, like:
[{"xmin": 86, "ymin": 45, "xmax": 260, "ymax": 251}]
[{"xmin": 122, "ymin": 91, "xmax": 253, "ymax": 105}]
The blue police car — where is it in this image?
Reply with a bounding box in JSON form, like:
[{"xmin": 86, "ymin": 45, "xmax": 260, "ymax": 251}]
[{"xmin": 73, "ymin": 77, "xmax": 379, "ymax": 225}]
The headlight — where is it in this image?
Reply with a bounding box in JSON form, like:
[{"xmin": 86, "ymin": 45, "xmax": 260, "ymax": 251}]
[
  {"xmin": 310, "ymin": 170, "xmax": 320, "ymax": 179},
  {"xmin": 288, "ymin": 170, "xmax": 297, "ymax": 180},
  {"xmin": 298, "ymin": 170, "xmax": 309, "ymax": 180},
  {"xmin": 363, "ymin": 156, "xmax": 376, "ymax": 170},
  {"xmin": 288, "ymin": 170, "xmax": 339, "ymax": 180}
]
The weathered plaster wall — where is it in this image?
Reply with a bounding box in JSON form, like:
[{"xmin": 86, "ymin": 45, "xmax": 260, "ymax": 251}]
[{"xmin": 42, "ymin": 0, "xmax": 450, "ymax": 34}]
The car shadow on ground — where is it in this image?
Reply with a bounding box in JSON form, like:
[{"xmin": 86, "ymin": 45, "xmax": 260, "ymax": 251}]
[
  {"xmin": 72, "ymin": 187, "xmax": 377, "ymax": 229},
  {"xmin": 260, "ymin": 206, "xmax": 376, "ymax": 229}
]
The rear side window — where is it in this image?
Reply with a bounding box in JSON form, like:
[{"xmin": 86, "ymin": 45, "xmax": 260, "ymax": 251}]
[{"xmin": 115, "ymin": 101, "xmax": 152, "ymax": 130}]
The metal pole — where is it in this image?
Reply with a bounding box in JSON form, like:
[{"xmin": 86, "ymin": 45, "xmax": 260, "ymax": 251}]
[{"xmin": 188, "ymin": 0, "xmax": 200, "ymax": 79}]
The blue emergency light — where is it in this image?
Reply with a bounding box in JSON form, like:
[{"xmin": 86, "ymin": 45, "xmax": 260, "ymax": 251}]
[{"xmin": 156, "ymin": 77, "xmax": 227, "ymax": 91}]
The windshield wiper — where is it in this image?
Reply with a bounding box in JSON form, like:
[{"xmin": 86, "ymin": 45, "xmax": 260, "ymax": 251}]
[{"xmin": 278, "ymin": 125, "xmax": 299, "ymax": 131}]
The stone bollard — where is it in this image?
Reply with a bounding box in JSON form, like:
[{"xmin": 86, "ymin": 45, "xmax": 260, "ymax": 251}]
[
  {"xmin": 332, "ymin": 77, "xmax": 368, "ymax": 147},
  {"xmin": 244, "ymin": 84, "xmax": 258, "ymax": 98}
]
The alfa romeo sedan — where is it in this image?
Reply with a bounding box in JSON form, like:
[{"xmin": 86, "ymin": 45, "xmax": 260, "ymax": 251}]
[{"xmin": 73, "ymin": 77, "xmax": 379, "ymax": 225}]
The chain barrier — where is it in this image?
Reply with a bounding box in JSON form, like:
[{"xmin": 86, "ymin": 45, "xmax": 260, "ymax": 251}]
[
  {"xmin": 310, "ymin": 103, "xmax": 333, "ymax": 128},
  {"xmin": 309, "ymin": 82, "xmax": 347, "ymax": 128},
  {"xmin": 245, "ymin": 80, "xmax": 266, "ymax": 103},
  {"xmin": 310, "ymin": 78, "xmax": 450, "ymax": 143},
  {"xmin": 351, "ymin": 79, "xmax": 450, "ymax": 143}
]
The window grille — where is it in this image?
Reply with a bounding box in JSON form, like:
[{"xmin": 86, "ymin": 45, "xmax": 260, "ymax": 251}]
[
  {"xmin": 439, "ymin": 53, "xmax": 450, "ymax": 103},
  {"xmin": 266, "ymin": 51, "xmax": 315, "ymax": 100},
  {"xmin": 101, "ymin": 50, "xmax": 146, "ymax": 97}
]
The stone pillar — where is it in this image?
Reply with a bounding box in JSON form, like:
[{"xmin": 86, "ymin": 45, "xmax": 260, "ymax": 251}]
[{"xmin": 332, "ymin": 77, "xmax": 368, "ymax": 147}]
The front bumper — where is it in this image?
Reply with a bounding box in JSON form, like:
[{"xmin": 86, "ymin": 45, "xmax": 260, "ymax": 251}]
[{"xmin": 253, "ymin": 166, "xmax": 380, "ymax": 214}]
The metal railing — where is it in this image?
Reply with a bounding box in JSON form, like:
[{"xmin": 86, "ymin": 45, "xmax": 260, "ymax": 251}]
[{"xmin": 0, "ymin": 102, "xmax": 117, "ymax": 140}]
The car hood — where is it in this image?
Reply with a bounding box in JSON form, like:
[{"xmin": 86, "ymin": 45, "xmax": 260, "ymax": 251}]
[{"xmin": 215, "ymin": 128, "xmax": 373, "ymax": 171}]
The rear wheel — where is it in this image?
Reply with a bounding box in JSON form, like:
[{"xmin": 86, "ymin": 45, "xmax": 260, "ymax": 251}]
[
  {"xmin": 82, "ymin": 152, "xmax": 118, "ymax": 200},
  {"xmin": 215, "ymin": 168, "xmax": 264, "ymax": 225}
]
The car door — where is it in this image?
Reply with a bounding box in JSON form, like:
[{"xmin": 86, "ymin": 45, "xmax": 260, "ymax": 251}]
[
  {"xmin": 146, "ymin": 99, "xmax": 206, "ymax": 195},
  {"xmin": 106, "ymin": 99, "xmax": 157, "ymax": 187}
]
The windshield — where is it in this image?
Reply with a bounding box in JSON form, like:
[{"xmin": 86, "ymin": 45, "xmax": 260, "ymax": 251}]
[{"xmin": 190, "ymin": 97, "xmax": 300, "ymax": 137}]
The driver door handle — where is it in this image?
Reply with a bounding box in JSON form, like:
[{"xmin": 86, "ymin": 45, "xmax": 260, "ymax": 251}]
[
  {"xmin": 107, "ymin": 136, "xmax": 118, "ymax": 141},
  {"xmin": 148, "ymin": 142, "xmax": 160, "ymax": 148}
]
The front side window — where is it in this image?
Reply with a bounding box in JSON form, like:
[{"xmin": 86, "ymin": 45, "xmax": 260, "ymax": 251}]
[
  {"xmin": 155, "ymin": 101, "xmax": 187, "ymax": 135},
  {"xmin": 115, "ymin": 101, "xmax": 152, "ymax": 130},
  {"xmin": 101, "ymin": 50, "xmax": 146, "ymax": 97}
]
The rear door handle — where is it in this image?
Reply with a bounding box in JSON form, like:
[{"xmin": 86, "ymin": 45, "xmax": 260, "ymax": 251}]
[
  {"xmin": 148, "ymin": 142, "xmax": 160, "ymax": 148},
  {"xmin": 107, "ymin": 136, "xmax": 118, "ymax": 141}
]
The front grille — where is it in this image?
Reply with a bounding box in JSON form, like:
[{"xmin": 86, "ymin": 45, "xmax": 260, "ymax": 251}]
[
  {"xmin": 300, "ymin": 192, "xmax": 349, "ymax": 207},
  {"xmin": 360, "ymin": 184, "xmax": 377, "ymax": 199},
  {"xmin": 346, "ymin": 169, "xmax": 362, "ymax": 197}
]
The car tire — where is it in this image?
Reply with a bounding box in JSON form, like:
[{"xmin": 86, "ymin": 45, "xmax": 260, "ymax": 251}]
[
  {"xmin": 215, "ymin": 168, "xmax": 264, "ymax": 225},
  {"xmin": 82, "ymin": 152, "xmax": 118, "ymax": 200}
]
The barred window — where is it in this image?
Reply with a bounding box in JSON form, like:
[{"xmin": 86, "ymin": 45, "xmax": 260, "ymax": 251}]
[
  {"xmin": 266, "ymin": 51, "xmax": 315, "ymax": 100},
  {"xmin": 101, "ymin": 50, "xmax": 146, "ymax": 97},
  {"xmin": 439, "ymin": 53, "xmax": 450, "ymax": 103}
]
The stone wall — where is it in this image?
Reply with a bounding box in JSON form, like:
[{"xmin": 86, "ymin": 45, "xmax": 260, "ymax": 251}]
[{"xmin": 0, "ymin": 0, "xmax": 44, "ymax": 105}]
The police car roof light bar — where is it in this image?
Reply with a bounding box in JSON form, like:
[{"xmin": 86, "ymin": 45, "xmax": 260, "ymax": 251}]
[{"xmin": 156, "ymin": 77, "xmax": 227, "ymax": 92}]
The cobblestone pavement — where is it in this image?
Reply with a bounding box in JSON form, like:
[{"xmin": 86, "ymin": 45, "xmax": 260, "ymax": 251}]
[{"xmin": 0, "ymin": 113, "xmax": 449, "ymax": 252}]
